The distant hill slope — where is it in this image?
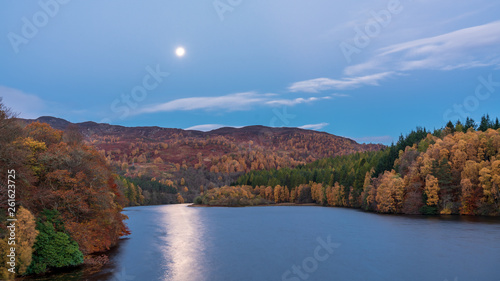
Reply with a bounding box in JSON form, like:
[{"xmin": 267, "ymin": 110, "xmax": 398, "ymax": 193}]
[{"xmin": 19, "ymin": 116, "xmax": 385, "ymax": 177}]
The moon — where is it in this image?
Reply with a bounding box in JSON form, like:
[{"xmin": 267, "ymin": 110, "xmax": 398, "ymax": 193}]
[{"xmin": 175, "ymin": 47, "xmax": 186, "ymax": 57}]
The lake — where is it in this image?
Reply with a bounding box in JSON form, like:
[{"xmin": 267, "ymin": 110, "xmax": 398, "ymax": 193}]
[{"xmin": 30, "ymin": 204, "xmax": 500, "ymax": 281}]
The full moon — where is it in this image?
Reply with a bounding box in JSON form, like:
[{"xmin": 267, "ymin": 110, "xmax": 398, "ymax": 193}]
[{"xmin": 175, "ymin": 47, "xmax": 185, "ymax": 57}]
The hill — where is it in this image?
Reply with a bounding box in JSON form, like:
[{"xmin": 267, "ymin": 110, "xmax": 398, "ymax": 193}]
[
  {"xmin": 19, "ymin": 117, "xmax": 384, "ymax": 205},
  {"xmin": 21, "ymin": 116, "xmax": 383, "ymax": 174}
]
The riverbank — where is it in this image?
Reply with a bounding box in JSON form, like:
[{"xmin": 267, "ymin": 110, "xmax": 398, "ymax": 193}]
[{"xmin": 189, "ymin": 203, "xmax": 318, "ymax": 207}]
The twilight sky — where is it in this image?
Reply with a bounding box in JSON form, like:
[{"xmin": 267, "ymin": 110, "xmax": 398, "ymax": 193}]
[{"xmin": 1, "ymin": 0, "xmax": 500, "ymax": 144}]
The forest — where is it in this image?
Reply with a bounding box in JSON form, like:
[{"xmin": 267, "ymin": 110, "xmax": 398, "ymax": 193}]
[
  {"xmin": 21, "ymin": 116, "xmax": 382, "ymax": 206},
  {"xmin": 202, "ymin": 116, "xmax": 500, "ymax": 216},
  {"xmin": 0, "ymin": 101, "xmax": 130, "ymax": 279}
]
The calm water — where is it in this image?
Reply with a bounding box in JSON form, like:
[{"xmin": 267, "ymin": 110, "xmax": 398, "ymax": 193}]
[{"xmin": 30, "ymin": 204, "xmax": 500, "ymax": 281}]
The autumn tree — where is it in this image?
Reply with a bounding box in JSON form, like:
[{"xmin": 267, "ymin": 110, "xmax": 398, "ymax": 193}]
[
  {"xmin": 479, "ymin": 160, "xmax": 500, "ymax": 214},
  {"xmin": 375, "ymin": 170, "xmax": 404, "ymax": 213},
  {"xmin": 177, "ymin": 193, "xmax": 185, "ymax": 204},
  {"xmin": 424, "ymin": 174, "xmax": 440, "ymax": 206},
  {"xmin": 14, "ymin": 207, "xmax": 38, "ymax": 275},
  {"xmin": 274, "ymin": 185, "xmax": 285, "ymax": 203}
]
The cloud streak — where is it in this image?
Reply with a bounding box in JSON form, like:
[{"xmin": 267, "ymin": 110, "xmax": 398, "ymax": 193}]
[
  {"xmin": 345, "ymin": 21, "xmax": 500, "ymax": 75},
  {"xmin": 185, "ymin": 124, "xmax": 243, "ymax": 131},
  {"xmin": 352, "ymin": 135, "xmax": 393, "ymax": 144},
  {"xmin": 288, "ymin": 72, "xmax": 394, "ymax": 93},
  {"xmin": 136, "ymin": 92, "xmax": 265, "ymax": 114},
  {"xmin": 299, "ymin": 123, "xmax": 329, "ymax": 130},
  {"xmin": 266, "ymin": 96, "xmax": 332, "ymax": 106},
  {"xmin": 136, "ymin": 92, "xmax": 335, "ymax": 115},
  {"xmin": 0, "ymin": 86, "xmax": 46, "ymax": 119}
]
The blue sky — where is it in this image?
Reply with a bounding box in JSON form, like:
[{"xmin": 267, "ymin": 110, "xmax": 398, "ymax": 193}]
[{"xmin": 1, "ymin": 0, "xmax": 499, "ymax": 144}]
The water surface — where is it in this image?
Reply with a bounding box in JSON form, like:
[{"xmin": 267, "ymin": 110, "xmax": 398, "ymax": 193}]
[{"xmin": 32, "ymin": 204, "xmax": 500, "ymax": 281}]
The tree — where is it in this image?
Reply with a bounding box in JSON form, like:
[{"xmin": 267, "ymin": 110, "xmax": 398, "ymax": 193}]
[
  {"xmin": 62, "ymin": 124, "xmax": 83, "ymax": 145},
  {"xmin": 311, "ymin": 182, "xmax": 325, "ymax": 205},
  {"xmin": 25, "ymin": 122, "xmax": 63, "ymax": 146},
  {"xmin": 465, "ymin": 117, "xmax": 476, "ymax": 131},
  {"xmin": 455, "ymin": 120, "xmax": 464, "ymax": 133},
  {"xmin": 326, "ymin": 182, "xmax": 345, "ymax": 207},
  {"xmin": 425, "ymin": 174, "xmax": 440, "ymax": 206},
  {"xmin": 375, "ymin": 170, "xmax": 404, "ymax": 213},
  {"xmin": 177, "ymin": 193, "xmax": 185, "ymax": 204},
  {"xmin": 265, "ymin": 186, "xmax": 273, "ymax": 201},
  {"xmin": 153, "ymin": 157, "xmax": 164, "ymax": 164},
  {"xmin": 27, "ymin": 210, "xmax": 84, "ymax": 275},
  {"xmin": 446, "ymin": 121, "xmax": 455, "ymax": 133},
  {"xmin": 16, "ymin": 207, "xmax": 38, "ymax": 275},
  {"xmin": 478, "ymin": 114, "xmax": 492, "ymax": 132},
  {"xmin": 274, "ymin": 185, "xmax": 283, "ymax": 203},
  {"xmin": 479, "ymin": 161, "xmax": 500, "ymax": 214},
  {"xmin": 460, "ymin": 178, "xmax": 475, "ymax": 215},
  {"xmin": 402, "ymin": 175, "xmax": 424, "ymax": 215},
  {"xmin": 290, "ymin": 188, "xmax": 296, "ymax": 203}
]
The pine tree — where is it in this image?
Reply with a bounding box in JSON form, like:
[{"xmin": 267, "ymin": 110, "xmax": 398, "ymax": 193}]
[
  {"xmin": 465, "ymin": 117, "xmax": 476, "ymax": 130},
  {"xmin": 478, "ymin": 114, "xmax": 492, "ymax": 131},
  {"xmin": 446, "ymin": 120, "xmax": 455, "ymax": 133}
]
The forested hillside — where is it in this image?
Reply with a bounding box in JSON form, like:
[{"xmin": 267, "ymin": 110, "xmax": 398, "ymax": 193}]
[
  {"xmin": 0, "ymin": 101, "xmax": 129, "ymax": 278},
  {"xmin": 202, "ymin": 116, "xmax": 500, "ymax": 216},
  {"xmin": 21, "ymin": 116, "xmax": 383, "ymax": 205}
]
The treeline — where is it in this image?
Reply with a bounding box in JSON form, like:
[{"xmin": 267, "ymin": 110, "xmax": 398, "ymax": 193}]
[
  {"xmin": 195, "ymin": 185, "xmax": 271, "ymax": 206},
  {"xmin": 236, "ymin": 127, "xmax": 430, "ymax": 195},
  {"xmin": 115, "ymin": 168, "xmax": 241, "ymax": 205},
  {"xmin": 226, "ymin": 116, "xmax": 500, "ymax": 215},
  {"xmin": 0, "ymin": 101, "xmax": 129, "ymax": 279}
]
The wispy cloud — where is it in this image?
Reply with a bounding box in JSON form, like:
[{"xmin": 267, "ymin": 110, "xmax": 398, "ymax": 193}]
[
  {"xmin": 299, "ymin": 123, "xmax": 329, "ymax": 130},
  {"xmin": 186, "ymin": 123, "xmax": 330, "ymax": 132},
  {"xmin": 185, "ymin": 124, "xmax": 243, "ymax": 131},
  {"xmin": 288, "ymin": 72, "xmax": 394, "ymax": 93},
  {"xmin": 345, "ymin": 21, "xmax": 500, "ymax": 76},
  {"xmin": 330, "ymin": 93, "xmax": 350, "ymax": 97},
  {"xmin": 0, "ymin": 86, "xmax": 46, "ymax": 119},
  {"xmin": 266, "ymin": 96, "xmax": 332, "ymax": 106},
  {"xmin": 136, "ymin": 92, "xmax": 334, "ymax": 115},
  {"xmin": 352, "ymin": 135, "xmax": 393, "ymax": 144},
  {"xmin": 136, "ymin": 92, "xmax": 265, "ymax": 114}
]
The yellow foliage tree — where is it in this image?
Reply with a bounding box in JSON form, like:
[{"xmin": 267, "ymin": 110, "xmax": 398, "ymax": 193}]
[
  {"xmin": 425, "ymin": 174, "xmax": 440, "ymax": 206},
  {"xmin": 177, "ymin": 193, "xmax": 185, "ymax": 204},
  {"xmin": 376, "ymin": 170, "xmax": 404, "ymax": 213},
  {"xmin": 16, "ymin": 207, "xmax": 38, "ymax": 275}
]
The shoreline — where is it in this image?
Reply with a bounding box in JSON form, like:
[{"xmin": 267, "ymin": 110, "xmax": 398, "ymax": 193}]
[
  {"xmin": 188, "ymin": 203, "xmax": 318, "ymax": 208},
  {"xmin": 187, "ymin": 203, "xmax": 500, "ymax": 218}
]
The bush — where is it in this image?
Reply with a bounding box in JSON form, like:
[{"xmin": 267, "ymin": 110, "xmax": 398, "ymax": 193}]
[
  {"xmin": 194, "ymin": 196, "xmax": 203, "ymax": 204},
  {"xmin": 26, "ymin": 210, "xmax": 84, "ymax": 275},
  {"xmin": 420, "ymin": 205, "xmax": 438, "ymax": 215}
]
